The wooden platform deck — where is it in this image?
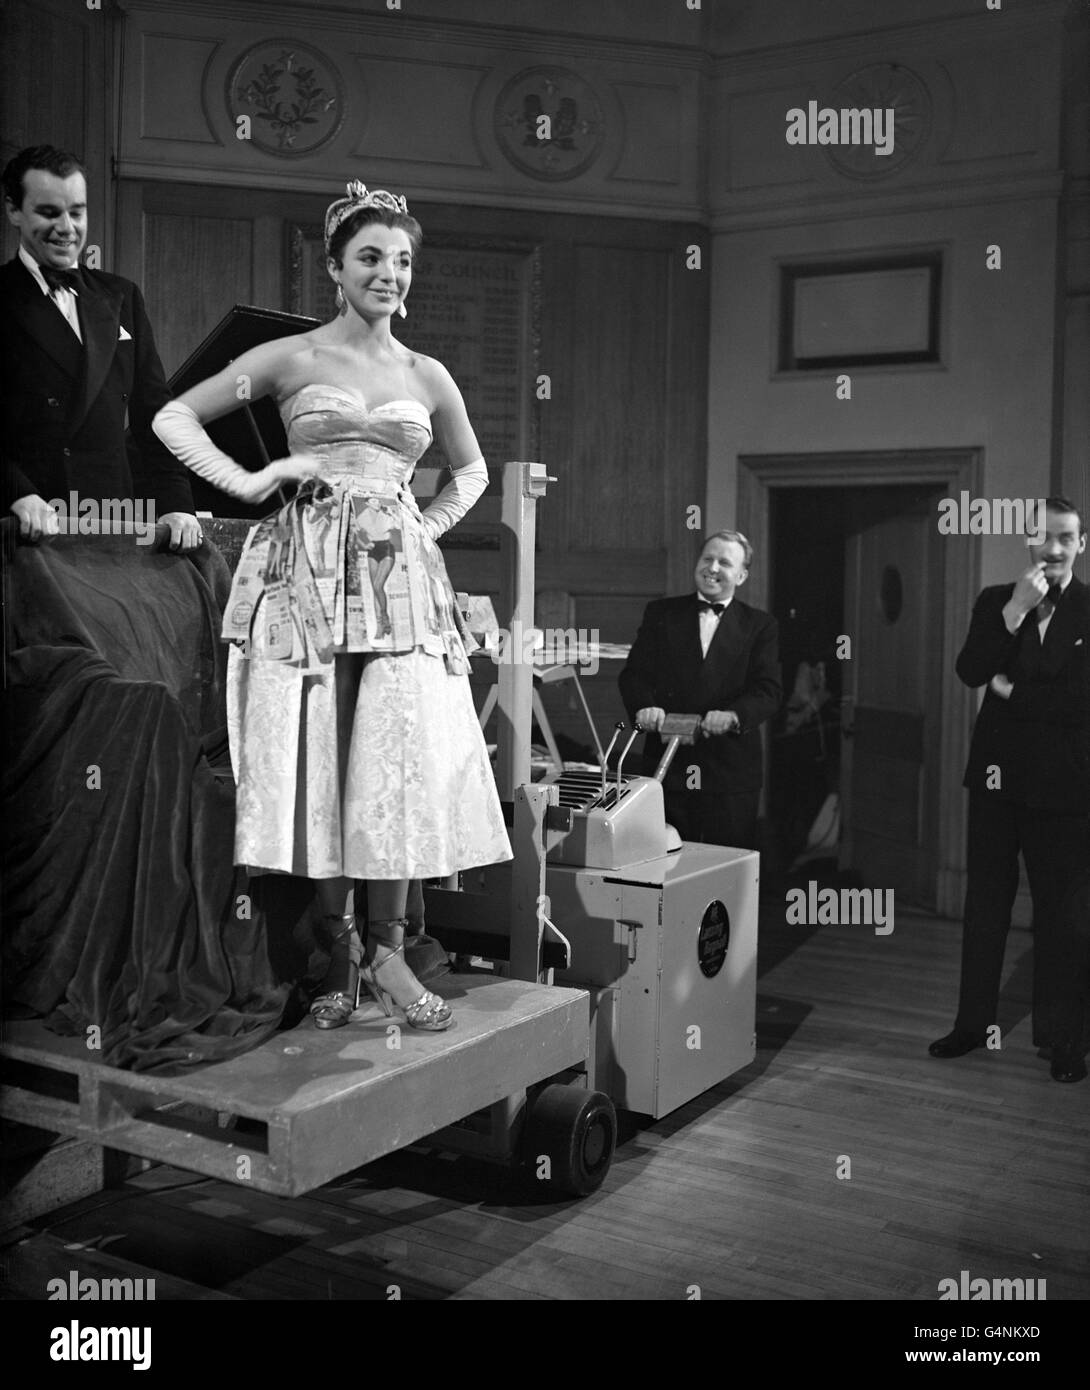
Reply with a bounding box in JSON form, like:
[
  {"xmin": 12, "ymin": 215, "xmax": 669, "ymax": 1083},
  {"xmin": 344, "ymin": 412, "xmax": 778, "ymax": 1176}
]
[{"xmin": 1, "ymin": 975, "xmax": 589, "ymax": 1198}]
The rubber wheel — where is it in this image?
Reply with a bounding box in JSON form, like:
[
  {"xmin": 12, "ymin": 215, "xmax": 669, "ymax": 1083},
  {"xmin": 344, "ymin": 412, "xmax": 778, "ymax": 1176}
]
[{"xmin": 522, "ymin": 1084, "xmax": 616, "ymax": 1196}]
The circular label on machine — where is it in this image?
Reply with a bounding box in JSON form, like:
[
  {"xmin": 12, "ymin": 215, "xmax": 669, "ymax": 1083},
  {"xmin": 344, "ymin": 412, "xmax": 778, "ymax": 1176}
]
[{"xmin": 697, "ymin": 900, "xmax": 730, "ymax": 978}]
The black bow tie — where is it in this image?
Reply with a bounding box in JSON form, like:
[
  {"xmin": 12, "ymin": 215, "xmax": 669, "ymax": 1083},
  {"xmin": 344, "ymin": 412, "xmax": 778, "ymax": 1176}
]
[
  {"xmin": 40, "ymin": 264, "xmax": 81, "ymax": 293},
  {"xmin": 699, "ymin": 599, "xmax": 726, "ymax": 615}
]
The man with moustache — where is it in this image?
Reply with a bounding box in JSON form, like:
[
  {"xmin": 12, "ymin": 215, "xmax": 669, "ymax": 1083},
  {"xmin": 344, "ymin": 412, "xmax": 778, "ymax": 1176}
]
[
  {"xmin": 619, "ymin": 530, "xmax": 782, "ymax": 850},
  {"xmin": 931, "ymin": 497, "xmax": 1090, "ymax": 1082},
  {"xmin": 1, "ymin": 145, "xmax": 198, "ymax": 547}
]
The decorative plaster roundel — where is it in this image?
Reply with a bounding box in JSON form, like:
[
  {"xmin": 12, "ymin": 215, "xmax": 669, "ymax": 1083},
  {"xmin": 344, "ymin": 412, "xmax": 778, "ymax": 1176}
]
[
  {"xmin": 494, "ymin": 66, "xmax": 605, "ymax": 181},
  {"xmin": 824, "ymin": 63, "xmax": 931, "ymax": 179},
  {"xmin": 227, "ymin": 40, "xmax": 345, "ymax": 157}
]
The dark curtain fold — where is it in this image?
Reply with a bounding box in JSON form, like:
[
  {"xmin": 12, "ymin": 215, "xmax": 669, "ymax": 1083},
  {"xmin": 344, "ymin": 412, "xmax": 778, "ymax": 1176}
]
[{"xmin": 2, "ymin": 525, "xmax": 289, "ymax": 1072}]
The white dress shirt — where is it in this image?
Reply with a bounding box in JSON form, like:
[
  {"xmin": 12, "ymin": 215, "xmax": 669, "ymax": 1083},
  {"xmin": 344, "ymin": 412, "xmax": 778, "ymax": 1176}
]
[
  {"xmin": 698, "ymin": 594, "xmax": 733, "ymax": 658},
  {"xmin": 1037, "ymin": 572, "xmax": 1071, "ymax": 641},
  {"xmin": 20, "ymin": 244, "xmax": 82, "ymax": 342}
]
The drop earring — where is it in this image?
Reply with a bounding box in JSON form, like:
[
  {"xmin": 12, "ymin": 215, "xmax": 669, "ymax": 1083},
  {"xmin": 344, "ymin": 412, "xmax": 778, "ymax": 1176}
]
[
  {"xmin": 397, "ymin": 300, "xmax": 408, "ymax": 319},
  {"xmin": 335, "ymin": 283, "xmax": 346, "ymax": 314}
]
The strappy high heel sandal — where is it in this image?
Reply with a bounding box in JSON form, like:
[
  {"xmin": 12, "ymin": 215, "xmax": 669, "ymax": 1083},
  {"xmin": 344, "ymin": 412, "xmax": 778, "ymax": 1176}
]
[
  {"xmin": 309, "ymin": 913, "xmax": 362, "ymax": 1030},
  {"xmin": 360, "ymin": 918, "xmax": 453, "ymax": 1032}
]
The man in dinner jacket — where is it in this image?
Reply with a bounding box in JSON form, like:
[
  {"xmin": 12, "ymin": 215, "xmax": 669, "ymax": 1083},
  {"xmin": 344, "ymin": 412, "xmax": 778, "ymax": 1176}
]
[
  {"xmin": 2, "ymin": 144, "xmax": 197, "ymax": 547},
  {"xmin": 619, "ymin": 529, "xmax": 782, "ymax": 851},
  {"xmin": 930, "ymin": 497, "xmax": 1090, "ymax": 1083}
]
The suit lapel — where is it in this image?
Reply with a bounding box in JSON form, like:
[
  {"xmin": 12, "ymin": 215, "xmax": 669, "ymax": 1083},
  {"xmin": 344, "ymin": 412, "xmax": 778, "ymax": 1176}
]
[
  {"xmin": 5, "ymin": 259, "xmax": 84, "ymax": 380},
  {"xmin": 700, "ymin": 600, "xmax": 743, "ymax": 702},
  {"xmin": 1037, "ymin": 579, "xmax": 1088, "ymax": 676},
  {"xmin": 669, "ymin": 596, "xmax": 705, "ymax": 685},
  {"xmin": 72, "ymin": 275, "xmax": 123, "ymax": 434}
]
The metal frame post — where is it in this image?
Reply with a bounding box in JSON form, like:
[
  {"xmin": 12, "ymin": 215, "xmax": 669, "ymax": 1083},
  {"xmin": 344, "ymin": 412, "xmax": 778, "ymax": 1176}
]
[{"xmin": 496, "ymin": 460, "xmax": 550, "ymax": 799}]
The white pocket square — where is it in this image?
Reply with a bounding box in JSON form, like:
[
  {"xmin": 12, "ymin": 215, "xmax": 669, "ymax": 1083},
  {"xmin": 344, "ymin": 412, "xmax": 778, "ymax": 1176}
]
[
  {"xmin": 118, "ymin": 325, "xmax": 132, "ymax": 341},
  {"xmin": 1076, "ymin": 638, "xmax": 1084, "ymax": 646}
]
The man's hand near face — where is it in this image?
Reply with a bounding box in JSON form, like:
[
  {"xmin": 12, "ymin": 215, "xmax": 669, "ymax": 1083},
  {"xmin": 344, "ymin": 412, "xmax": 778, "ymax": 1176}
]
[{"xmin": 1003, "ymin": 561, "xmax": 1049, "ymax": 632}]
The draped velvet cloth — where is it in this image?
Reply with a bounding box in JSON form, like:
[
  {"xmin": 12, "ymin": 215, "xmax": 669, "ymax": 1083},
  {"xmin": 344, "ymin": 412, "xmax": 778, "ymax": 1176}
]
[{"xmin": 1, "ymin": 522, "xmax": 289, "ymax": 1072}]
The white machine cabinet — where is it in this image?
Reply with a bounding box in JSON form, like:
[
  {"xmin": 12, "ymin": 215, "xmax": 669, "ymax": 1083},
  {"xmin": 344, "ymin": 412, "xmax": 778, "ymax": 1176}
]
[{"xmin": 546, "ymin": 843, "xmax": 759, "ymax": 1119}]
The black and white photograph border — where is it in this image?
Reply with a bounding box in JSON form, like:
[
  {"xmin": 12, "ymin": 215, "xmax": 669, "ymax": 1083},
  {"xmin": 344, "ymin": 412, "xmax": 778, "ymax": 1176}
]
[{"xmin": 0, "ymin": 0, "xmax": 1087, "ymax": 1347}]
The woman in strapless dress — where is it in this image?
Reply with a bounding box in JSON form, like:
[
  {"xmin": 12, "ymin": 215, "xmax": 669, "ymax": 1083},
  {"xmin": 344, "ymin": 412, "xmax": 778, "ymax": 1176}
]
[{"xmin": 153, "ymin": 182, "xmax": 512, "ymax": 1034}]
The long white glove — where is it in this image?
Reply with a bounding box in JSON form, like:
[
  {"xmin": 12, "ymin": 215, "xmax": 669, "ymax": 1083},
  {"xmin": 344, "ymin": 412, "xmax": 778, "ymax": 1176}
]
[
  {"xmin": 421, "ymin": 457, "xmax": 488, "ymax": 541},
  {"xmin": 153, "ymin": 400, "xmax": 320, "ymax": 504}
]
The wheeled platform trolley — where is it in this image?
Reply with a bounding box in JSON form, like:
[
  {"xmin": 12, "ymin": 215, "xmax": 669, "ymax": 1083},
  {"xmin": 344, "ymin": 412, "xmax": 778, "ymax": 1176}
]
[{"xmin": 1, "ymin": 456, "xmax": 617, "ymax": 1211}]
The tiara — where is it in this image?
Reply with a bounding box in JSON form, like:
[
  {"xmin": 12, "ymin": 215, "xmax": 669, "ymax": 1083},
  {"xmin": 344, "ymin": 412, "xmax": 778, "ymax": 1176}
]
[{"xmin": 324, "ymin": 181, "xmax": 410, "ymax": 251}]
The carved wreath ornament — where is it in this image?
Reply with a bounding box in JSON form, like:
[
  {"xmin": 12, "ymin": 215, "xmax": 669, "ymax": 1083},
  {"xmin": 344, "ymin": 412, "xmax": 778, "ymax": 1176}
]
[{"xmin": 227, "ymin": 41, "xmax": 344, "ymax": 156}]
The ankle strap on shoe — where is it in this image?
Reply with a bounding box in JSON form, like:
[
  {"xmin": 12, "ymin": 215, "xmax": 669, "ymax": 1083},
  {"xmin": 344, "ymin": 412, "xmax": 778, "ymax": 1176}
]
[
  {"xmin": 323, "ymin": 912, "xmax": 358, "ymax": 942},
  {"xmin": 368, "ymin": 917, "xmax": 409, "ymax": 946}
]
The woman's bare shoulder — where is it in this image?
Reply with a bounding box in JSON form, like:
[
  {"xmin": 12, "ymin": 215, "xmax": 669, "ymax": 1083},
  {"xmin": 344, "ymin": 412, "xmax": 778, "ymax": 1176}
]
[
  {"xmin": 267, "ymin": 330, "xmax": 340, "ymax": 393},
  {"xmin": 400, "ymin": 349, "xmax": 458, "ymax": 405},
  {"xmin": 226, "ymin": 328, "xmax": 319, "ymax": 385}
]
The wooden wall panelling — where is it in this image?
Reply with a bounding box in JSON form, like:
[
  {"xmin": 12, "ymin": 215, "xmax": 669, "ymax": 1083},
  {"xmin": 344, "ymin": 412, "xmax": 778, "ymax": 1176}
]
[
  {"xmin": 1, "ymin": 0, "xmax": 92, "ymax": 161},
  {"xmin": 118, "ymin": 181, "xmax": 335, "ymax": 373},
  {"xmin": 251, "ymin": 214, "xmax": 283, "ymax": 312},
  {"xmin": 117, "ymin": 180, "xmax": 332, "ymax": 300},
  {"xmin": 415, "ymin": 204, "xmax": 708, "ymax": 694},
  {"xmin": 143, "ymin": 213, "xmax": 255, "ymax": 377},
  {"xmin": 114, "ymin": 1, "xmax": 705, "ymax": 219},
  {"xmin": 536, "ymin": 236, "xmax": 578, "ymax": 557},
  {"xmin": 114, "ymin": 179, "xmax": 145, "ymax": 292},
  {"xmin": 570, "ymin": 243, "xmax": 667, "ymax": 554},
  {"xmin": 0, "ymin": 0, "xmax": 114, "ymax": 264},
  {"xmin": 663, "ymin": 229, "xmax": 710, "ymax": 594}
]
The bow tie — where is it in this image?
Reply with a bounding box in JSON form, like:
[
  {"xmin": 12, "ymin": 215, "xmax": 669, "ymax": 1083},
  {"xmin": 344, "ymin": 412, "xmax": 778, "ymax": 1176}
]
[
  {"xmin": 40, "ymin": 264, "xmax": 82, "ymax": 293},
  {"xmin": 699, "ymin": 599, "xmax": 726, "ymax": 616}
]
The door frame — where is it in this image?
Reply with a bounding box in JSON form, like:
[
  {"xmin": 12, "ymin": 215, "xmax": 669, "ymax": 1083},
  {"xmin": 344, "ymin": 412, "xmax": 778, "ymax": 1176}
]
[{"xmin": 737, "ymin": 448, "xmax": 982, "ymax": 918}]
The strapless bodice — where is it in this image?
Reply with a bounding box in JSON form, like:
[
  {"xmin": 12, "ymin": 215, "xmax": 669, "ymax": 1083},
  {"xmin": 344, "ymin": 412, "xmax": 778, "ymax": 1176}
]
[
  {"xmin": 225, "ymin": 382, "xmax": 468, "ymax": 673},
  {"xmin": 280, "ymin": 384, "xmax": 433, "ymax": 489}
]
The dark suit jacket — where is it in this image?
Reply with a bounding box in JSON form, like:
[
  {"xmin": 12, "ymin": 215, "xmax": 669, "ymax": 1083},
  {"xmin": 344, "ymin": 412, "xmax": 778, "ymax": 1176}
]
[
  {"xmin": 618, "ymin": 592, "xmax": 782, "ymax": 794},
  {"xmin": 0, "ymin": 256, "xmax": 193, "ymax": 516},
  {"xmin": 957, "ymin": 577, "xmax": 1090, "ymax": 813}
]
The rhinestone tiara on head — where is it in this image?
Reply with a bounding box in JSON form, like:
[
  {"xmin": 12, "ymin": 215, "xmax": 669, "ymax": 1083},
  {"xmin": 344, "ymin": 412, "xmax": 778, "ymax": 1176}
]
[{"xmin": 324, "ymin": 180, "xmax": 410, "ymax": 252}]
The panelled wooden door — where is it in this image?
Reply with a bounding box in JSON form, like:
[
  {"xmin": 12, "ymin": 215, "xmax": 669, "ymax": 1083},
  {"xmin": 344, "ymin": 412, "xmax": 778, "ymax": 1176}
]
[{"xmin": 840, "ymin": 488, "xmax": 945, "ymax": 908}]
